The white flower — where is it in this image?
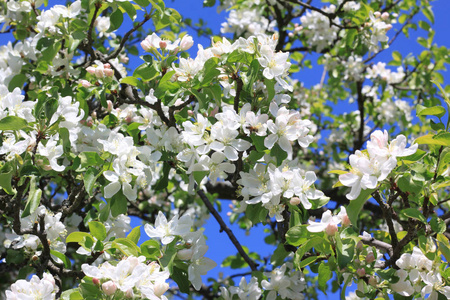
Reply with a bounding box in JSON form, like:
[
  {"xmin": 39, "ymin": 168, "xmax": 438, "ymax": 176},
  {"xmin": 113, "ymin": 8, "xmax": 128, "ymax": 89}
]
[
  {"xmin": 6, "ymin": 274, "xmax": 58, "ymax": 300},
  {"xmin": 188, "ymin": 244, "xmax": 217, "ymax": 290},
  {"xmin": 307, "ymin": 210, "xmax": 341, "ymax": 235},
  {"xmin": 144, "ymin": 211, "xmax": 193, "ymax": 245},
  {"xmin": 37, "ymin": 135, "xmax": 65, "ymax": 172}
]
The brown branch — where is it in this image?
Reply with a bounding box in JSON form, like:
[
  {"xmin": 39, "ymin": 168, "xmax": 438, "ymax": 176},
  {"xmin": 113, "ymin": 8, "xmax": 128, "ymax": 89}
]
[
  {"xmin": 359, "ymin": 235, "xmax": 393, "ymax": 257},
  {"xmin": 196, "ymin": 188, "xmax": 259, "ymax": 271},
  {"xmin": 106, "ymin": 14, "xmax": 152, "ymax": 60}
]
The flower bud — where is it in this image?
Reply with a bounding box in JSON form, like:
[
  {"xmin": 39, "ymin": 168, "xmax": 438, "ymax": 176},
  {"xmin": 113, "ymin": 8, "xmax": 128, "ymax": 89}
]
[
  {"xmin": 374, "ymin": 11, "xmax": 381, "ymax": 18},
  {"xmin": 288, "ymin": 32, "xmax": 294, "ymax": 37},
  {"xmin": 365, "ymin": 252, "xmax": 375, "ymax": 264},
  {"xmin": 356, "ymin": 268, "xmax": 366, "ymax": 277},
  {"xmin": 86, "ymin": 66, "xmax": 96, "ymax": 74},
  {"xmin": 290, "ymin": 197, "xmax": 301, "ymax": 205},
  {"xmin": 141, "ymin": 40, "xmax": 152, "ymax": 52},
  {"xmin": 154, "ymin": 281, "xmax": 170, "ymax": 297},
  {"xmin": 103, "ymin": 68, "xmax": 114, "ymax": 77},
  {"xmin": 126, "ymin": 288, "xmax": 134, "ymax": 298},
  {"xmin": 103, "ymin": 63, "xmax": 111, "ymax": 69},
  {"xmin": 179, "ymin": 35, "xmax": 194, "ymax": 51},
  {"xmin": 385, "ymin": 24, "xmax": 393, "ymax": 31},
  {"xmin": 159, "ymin": 40, "xmax": 167, "ymax": 49},
  {"xmin": 92, "ymin": 278, "xmax": 100, "ymax": 285},
  {"xmin": 80, "ymin": 79, "xmax": 91, "ymax": 87},
  {"xmin": 102, "ymin": 281, "xmax": 117, "ymax": 296},
  {"xmin": 106, "ymin": 100, "xmax": 113, "ymax": 112},
  {"xmin": 368, "ymin": 275, "xmax": 378, "ymax": 286},
  {"xmin": 356, "ymin": 241, "xmax": 364, "ymax": 251},
  {"xmin": 381, "ymin": 12, "xmax": 389, "ymax": 20},
  {"xmin": 120, "ymin": 54, "xmax": 129, "ymax": 64},
  {"xmin": 177, "ymin": 248, "xmax": 193, "ymax": 260},
  {"xmin": 341, "ymin": 214, "xmax": 351, "ymax": 227},
  {"xmin": 325, "ymin": 222, "xmax": 338, "ymax": 236}
]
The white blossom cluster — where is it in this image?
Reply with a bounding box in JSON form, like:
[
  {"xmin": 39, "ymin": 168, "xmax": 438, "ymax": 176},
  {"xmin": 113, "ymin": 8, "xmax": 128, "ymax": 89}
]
[
  {"xmin": 363, "ymin": 11, "xmax": 394, "ymax": 53},
  {"xmin": 6, "ymin": 273, "xmax": 58, "ymax": 300},
  {"xmin": 366, "ymin": 62, "xmax": 405, "ymax": 84},
  {"xmin": 220, "ymin": 1, "xmax": 276, "ymax": 37},
  {"xmin": 307, "ymin": 207, "xmax": 350, "ymax": 235},
  {"xmin": 324, "ymin": 54, "xmax": 366, "ymax": 81},
  {"xmin": 4, "ymin": 205, "xmax": 67, "ymax": 255},
  {"xmin": 339, "ymin": 130, "xmax": 418, "ymax": 200},
  {"xmin": 144, "ymin": 211, "xmax": 216, "ymax": 290},
  {"xmin": 82, "ymin": 256, "xmax": 170, "ymax": 299},
  {"xmin": 220, "ymin": 263, "xmax": 306, "ymax": 300},
  {"xmin": 390, "ymin": 247, "xmax": 450, "ymax": 299},
  {"xmin": 299, "ymin": 5, "xmax": 340, "ymax": 52}
]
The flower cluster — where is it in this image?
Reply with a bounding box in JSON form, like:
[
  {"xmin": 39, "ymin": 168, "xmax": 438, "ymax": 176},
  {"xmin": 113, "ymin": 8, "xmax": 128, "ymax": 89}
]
[
  {"xmin": 82, "ymin": 256, "xmax": 170, "ymax": 299},
  {"xmin": 6, "ymin": 273, "xmax": 58, "ymax": 300},
  {"xmin": 307, "ymin": 207, "xmax": 350, "ymax": 235},
  {"xmin": 220, "ymin": 263, "xmax": 306, "ymax": 300},
  {"xmin": 390, "ymin": 247, "xmax": 450, "ymax": 299},
  {"xmin": 145, "ymin": 211, "xmax": 216, "ymax": 290},
  {"xmin": 339, "ymin": 130, "xmax": 418, "ymax": 200}
]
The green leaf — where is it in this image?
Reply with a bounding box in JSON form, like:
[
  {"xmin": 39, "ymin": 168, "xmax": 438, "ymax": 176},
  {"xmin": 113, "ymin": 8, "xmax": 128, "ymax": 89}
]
[
  {"xmin": 153, "ymin": 163, "xmax": 171, "ymax": 191},
  {"xmin": 270, "ymin": 143, "xmax": 287, "ymax": 166},
  {"xmin": 346, "ymin": 188, "xmax": 375, "ymax": 228},
  {"xmin": 112, "ymin": 238, "xmax": 140, "ymax": 257},
  {"xmin": 140, "ymin": 240, "xmax": 161, "ymax": 259},
  {"xmin": 134, "ymin": 0, "xmax": 150, "ymax": 7},
  {"xmin": 109, "ymin": 192, "xmax": 128, "ymax": 217},
  {"xmin": 133, "ymin": 62, "xmax": 159, "ymax": 81},
  {"xmin": 118, "ymin": 1, "xmax": 137, "ymax": 20},
  {"xmin": 149, "ymin": 0, "xmax": 165, "ymax": 14},
  {"xmin": 88, "ymin": 221, "xmax": 107, "ymax": 241},
  {"xmin": 294, "ymin": 237, "xmax": 323, "ymax": 267},
  {"xmin": 416, "ymin": 105, "xmax": 446, "ymax": 118},
  {"xmin": 430, "ymin": 216, "xmax": 446, "ymax": 234},
  {"xmin": 0, "ymin": 116, "xmax": 28, "ymax": 131},
  {"xmin": 335, "ymin": 235, "xmax": 355, "ymax": 269},
  {"xmin": 160, "ymin": 244, "xmax": 177, "ymax": 273},
  {"xmin": 318, "ymin": 263, "xmax": 332, "ymax": 293},
  {"xmin": 172, "ymin": 265, "xmax": 190, "ymax": 293},
  {"xmin": 423, "ymin": 6, "xmax": 434, "ymax": 24},
  {"xmin": 59, "ymin": 127, "xmax": 71, "ymax": 153},
  {"xmin": 200, "ymin": 57, "xmax": 220, "ymax": 86},
  {"xmin": 0, "ymin": 169, "xmax": 15, "ymax": 195},
  {"xmin": 50, "ymin": 250, "xmax": 72, "ymax": 268},
  {"xmin": 264, "ymin": 78, "xmax": 275, "ymax": 101},
  {"xmin": 121, "ymin": 76, "xmax": 142, "ymax": 88},
  {"xmin": 66, "ymin": 232, "xmax": 95, "ymax": 250},
  {"xmin": 84, "ymin": 167, "xmax": 100, "ymax": 196},
  {"xmin": 61, "ymin": 289, "xmax": 83, "ymax": 300},
  {"xmin": 79, "ymin": 152, "xmax": 104, "ymax": 169},
  {"xmin": 270, "ymin": 244, "xmax": 289, "ymax": 267},
  {"xmin": 415, "ymin": 134, "xmax": 450, "ymax": 146},
  {"xmin": 109, "ymin": 8, "xmax": 124, "ymax": 31},
  {"xmin": 285, "ymin": 225, "xmax": 308, "ymax": 247},
  {"xmin": 193, "ymin": 170, "xmax": 209, "ymax": 185},
  {"xmin": 8, "ymin": 74, "xmax": 27, "ymax": 92},
  {"xmin": 245, "ymin": 59, "xmax": 260, "ymax": 91},
  {"xmin": 397, "ymin": 173, "xmax": 422, "ymax": 195},
  {"xmin": 127, "ymin": 225, "xmax": 141, "ymax": 245},
  {"xmin": 437, "ymin": 234, "xmax": 450, "ymax": 262},
  {"xmin": 22, "ymin": 176, "xmax": 42, "ymax": 218},
  {"xmin": 401, "ymin": 208, "xmax": 427, "ymax": 224},
  {"xmin": 251, "ymin": 134, "xmax": 266, "ymax": 152},
  {"xmin": 245, "ymin": 203, "xmax": 267, "ymax": 225}
]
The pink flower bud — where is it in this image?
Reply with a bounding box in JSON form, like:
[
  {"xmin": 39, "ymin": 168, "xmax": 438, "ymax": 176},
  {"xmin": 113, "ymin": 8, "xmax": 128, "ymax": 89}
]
[
  {"xmin": 102, "ymin": 281, "xmax": 117, "ymax": 296},
  {"xmin": 103, "ymin": 63, "xmax": 111, "ymax": 69},
  {"xmin": 288, "ymin": 32, "xmax": 294, "ymax": 37},
  {"xmin": 341, "ymin": 214, "xmax": 351, "ymax": 227},
  {"xmin": 120, "ymin": 54, "xmax": 129, "ymax": 64},
  {"xmin": 381, "ymin": 12, "xmax": 389, "ymax": 20},
  {"xmin": 159, "ymin": 40, "xmax": 167, "ymax": 49},
  {"xmin": 365, "ymin": 252, "xmax": 375, "ymax": 263},
  {"xmin": 374, "ymin": 11, "xmax": 381, "ymax": 18},
  {"xmin": 325, "ymin": 222, "xmax": 338, "ymax": 236},
  {"xmin": 106, "ymin": 100, "xmax": 113, "ymax": 112},
  {"xmin": 179, "ymin": 35, "xmax": 194, "ymax": 51},
  {"xmin": 80, "ymin": 79, "xmax": 91, "ymax": 88},
  {"xmin": 356, "ymin": 241, "xmax": 364, "ymax": 251},
  {"xmin": 103, "ymin": 68, "xmax": 114, "ymax": 77},
  {"xmin": 290, "ymin": 197, "xmax": 301, "ymax": 205},
  {"xmin": 126, "ymin": 289, "xmax": 134, "ymax": 298},
  {"xmin": 356, "ymin": 268, "xmax": 366, "ymax": 277},
  {"xmin": 86, "ymin": 66, "xmax": 96, "ymax": 74},
  {"xmin": 92, "ymin": 278, "xmax": 100, "ymax": 285}
]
